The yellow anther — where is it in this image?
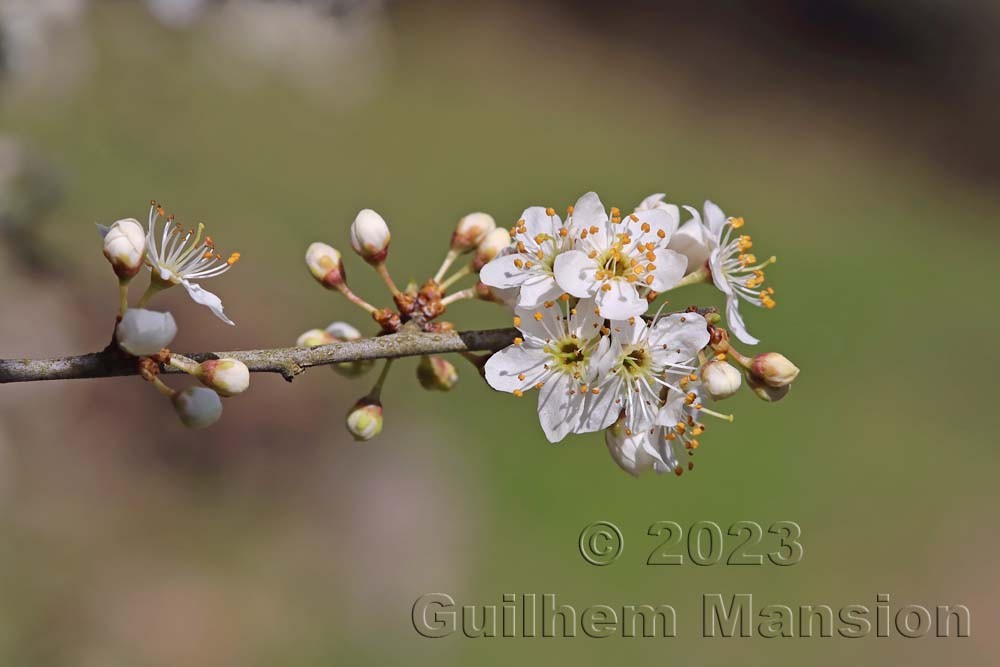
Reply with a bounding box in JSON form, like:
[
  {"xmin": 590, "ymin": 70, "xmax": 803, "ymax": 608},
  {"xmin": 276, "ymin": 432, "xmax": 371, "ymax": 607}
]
[
  {"xmin": 601, "ymin": 283, "xmax": 612, "ymax": 292},
  {"xmin": 513, "ymin": 316, "xmax": 522, "ymax": 326},
  {"xmin": 640, "ymin": 221, "xmax": 650, "ymax": 232},
  {"xmin": 543, "ymin": 300, "xmax": 554, "ymax": 308},
  {"xmin": 656, "ymin": 229, "xmax": 665, "ymax": 239},
  {"xmin": 589, "ymin": 226, "xmax": 599, "ymax": 235},
  {"xmin": 514, "ymin": 337, "xmax": 523, "ymax": 345},
  {"xmin": 546, "ymin": 207, "xmax": 556, "ymax": 216},
  {"xmin": 610, "ymin": 207, "xmax": 620, "ymax": 217},
  {"xmin": 566, "ymin": 205, "xmax": 574, "ymax": 215},
  {"xmin": 646, "ymin": 263, "xmax": 656, "ymax": 272},
  {"xmin": 730, "ymin": 217, "xmax": 745, "ymax": 229},
  {"xmin": 513, "ymin": 389, "xmax": 524, "ymax": 397},
  {"xmin": 645, "ymin": 275, "xmax": 654, "ymax": 285},
  {"xmin": 558, "ymin": 228, "xmax": 568, "ymax": 237},
  {"xmin": 533, "ymin": 312, "xmax": 543, "ymax": 321},
  {"xmin": 535, "ymin": 234, "xmax": 547, "ymax": 245},
  {"xmin": 513, "ymin": 258, "xmax": 524, "ymax": 269},
  {"xmin": 227, "ymin": 252, "xmax": 241, "ymax": 265}
]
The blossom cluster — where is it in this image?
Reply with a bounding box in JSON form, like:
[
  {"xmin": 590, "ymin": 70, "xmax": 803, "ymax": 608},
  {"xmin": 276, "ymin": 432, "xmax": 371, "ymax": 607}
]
[
  {"xmin": 98, "ymin": 202, "xmax": 249, "ymax": 429},
  {"xmin": 478, "ymin": 192, "xmax": 797, "ymax": 477}
]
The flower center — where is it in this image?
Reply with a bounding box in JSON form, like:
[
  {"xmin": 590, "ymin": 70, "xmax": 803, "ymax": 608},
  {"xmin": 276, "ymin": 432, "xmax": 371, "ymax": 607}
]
[{"xmin": 621, "ymin": 345, "xmax": 652, "ymax": 377}]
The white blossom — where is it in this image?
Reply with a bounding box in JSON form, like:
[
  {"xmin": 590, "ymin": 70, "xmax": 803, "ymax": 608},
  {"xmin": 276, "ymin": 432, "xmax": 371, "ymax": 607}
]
[
  {"xmin": 478, "ymin": 205, "xmax": 574, "ymax": 309},
  {"xmin": 678, "ymin": 201, "xmax": 776, "ymax": 344},
  {"xmin": 483, "ymin": 297, "xmax": 610, "ymax": 443},
  {"xmin": 554, "ymin": 192, "xmax": 687, "ymax": 319},
  {"xmin": 144, "ymin": 202, "xmax": 239, "ymax": 325},
  {"xmin": 581, "ymin": 312, "xmax": 710, "ymax": 437}
]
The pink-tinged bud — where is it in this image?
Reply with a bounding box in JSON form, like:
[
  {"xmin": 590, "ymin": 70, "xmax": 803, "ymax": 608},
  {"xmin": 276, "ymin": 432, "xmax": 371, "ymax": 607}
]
[
  {"xmin": 197, "ymin": 358, "xmax": 250, "ymax": 397},
  {"xmin": 349, "ymin": 209, "xmax": 391, "ymax": 264},
  {"xmin": 171, "ymin": 386, "xmax": 223, "ymax": 429},
  {"xmin": 751, "ymin": 352, "xmax": 800, "ymax": 388},
  {"xmin": 747, "ymin": 373, "xmax": 790, "ymax": 402},
  {"xmin": 416, "ymin": 355, "xmax": 458, "ymax": 391},
  {"xmin": 346, "ymin": 398, "xmax": 383, "ymax": 441},
  {"xmin": 296, "ymin": 328, "xmax": 335, "ymax": 347},
  {"xmin": 325, "ymin": 321, "xmax": 374, "ymax": 378},
  {"xmin": 473, "ymin": 227, "xmax": 511, "ymax": 271},
  {"xmin": 99, "ymin": 218, "xmax": 146, "ymax": 280},
  {"xmin": 451, "ymin": 212, "xmax": 496, "ymax": 253},
  {"xmin": 305, "ymin": 242, "xmax": 345, "ymax": 288},
  {"xmin": 700, "ymin": 360, "xmax": 742, "ymax": 401},
  {"xmin": 117, "ymin": 308, "xmax": 177, "ymax": 356}
]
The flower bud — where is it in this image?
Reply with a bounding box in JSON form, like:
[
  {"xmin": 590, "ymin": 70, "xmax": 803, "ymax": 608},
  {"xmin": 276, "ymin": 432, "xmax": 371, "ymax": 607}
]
[
  {"xmin": 747, "ymin": 373, "xmax": 790, "ymax": 402},
  {"xmin": 346, "ymin": 398, "xmax": 383, "ymax": 441},
  {"xmin": 750, "ymin": 352, "xmax": 800, "ymax": 388},
  {"xmin": 472, "ymin": 227, "xmax": 511, "ymax": 270},
  {"xmin": 197, "ymin": 358, "xmax": 250, "ymax": 397},
  {"xmin": 416, "ymin": 355, "xmax": 458, "ymax": 391},
  {"xmin": 325, "ymin": 321, "xmax": 375, "ymax": 377},
  {"xmin": 305, "ymin": 242, "xmax": 345, "ymax": 288},
  {"xmin": 451, "ymin": 212, "xmax": 496, "ymax": 253},
  {"xmin": 117, "ymin": 308, "xmax": 177, "ymax": 356},
  {"xmin": 700, "ymin": 360, "xmax": 742, "ymax": 401},
  {"xmin": 296, "ymin": 328, "xmax": 335, "ymax": 347},
  {"xmin": 349, "ymin": 209, "xmax": 391, "ymax": 264},
  {"xmin": 171, "ymin": 386, "xmax": 223, "ymax": 429},
  {"xmin": 99, "ymin": 218, "xmax": 147, "ymax": 280}
]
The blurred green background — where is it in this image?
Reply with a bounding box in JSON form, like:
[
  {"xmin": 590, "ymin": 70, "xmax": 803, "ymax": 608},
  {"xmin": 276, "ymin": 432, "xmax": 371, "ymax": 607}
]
[{"xmin": 0, "ymin": 1, "xmax": 997, "ymax": 664}]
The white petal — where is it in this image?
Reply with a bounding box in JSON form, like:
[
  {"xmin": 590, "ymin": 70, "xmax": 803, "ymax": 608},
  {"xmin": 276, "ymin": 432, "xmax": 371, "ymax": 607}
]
[
  {"xmin": 479, "ymin": 253, "xmax": 532, "ymax": 289},
  {"xmin": 708, "ymin": 249, "xmax": 734, "ymax": 296},
  {"xmin": 703, "ymin": 200, "xmax": 728, "ymax": 237},
  {"xmin": 608, "ymin": 316, "xmax": 645, "ymax": 347},
  {"xmin": 517, "ymin": 275, "xmax": 562, "ymax": 308},
  {"xmin": 631, "ymin": 207, "xmax": 678, "ymax": 241},
  {"xmin": 595, "ymin": 280, "xmax": 646, "ymax": 320},
  {"xmin": 578, "ymin": 374, "xmax": 624, "ymax": 433},
  {"xmin": 669, "ymin": 219, "xmax": 713, "ymax": 272},
  {"xmin": 569, "ymin": 192, "xmax": 607, "ymax": 233},
  {"xmin": 635, "ymin": 193, "xmax": 665, "ymax": 212},
  {"xmin": 181, "ymin": 280, "xmax": 235, "ymax": 325},
  {"xmin": 649, "ymin": 313, "xmax": 710, "ymax": 363},
  {"xmin": 553, "ymin": 250, "xmax": 597, "ymax": 298},
  {"xmin": 521, "ymin": 206, "xmax": 561, "ymax": 239},
  {"xmin": 726, "ymin": 295, "xmax": 759, "ymax": 345},
  {"xmin": 536, "ymin": 373, "xmax": 580, "ymax": 443},
  {"xmin": 513, "ymin": 304, "xmax": 565, "ymax": 342},
  {"xmin": 568, "ymin": 297, "xmax": 604, "ymax": 338},
  {"xmin": 484, "ymin": 344, "xmax": 549, "ymax": 392},
  {"xmin": 647, "ymin": 248, "xmax": 688, "ymax": 292}
]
